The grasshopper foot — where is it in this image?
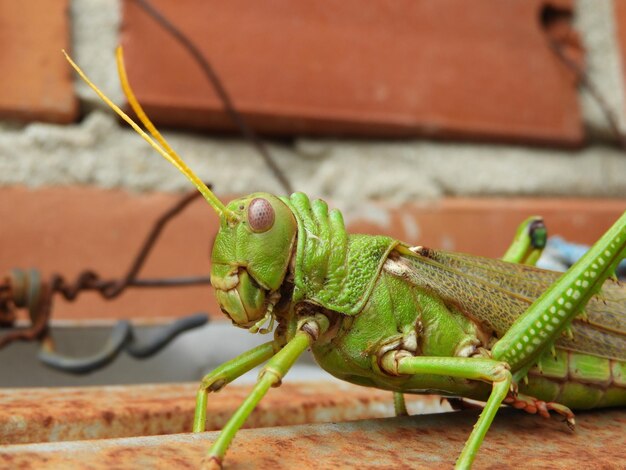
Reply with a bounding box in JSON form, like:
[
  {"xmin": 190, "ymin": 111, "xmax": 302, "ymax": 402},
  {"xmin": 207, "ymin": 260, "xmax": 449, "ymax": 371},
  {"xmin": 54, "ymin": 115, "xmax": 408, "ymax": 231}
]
[
  {"xmin": 202, "ymin": 455, "xmax": 223, "ymax": 470},
  {"xmin": 504, "ymin": 392, "xmax": 575, "ymax": 429}
]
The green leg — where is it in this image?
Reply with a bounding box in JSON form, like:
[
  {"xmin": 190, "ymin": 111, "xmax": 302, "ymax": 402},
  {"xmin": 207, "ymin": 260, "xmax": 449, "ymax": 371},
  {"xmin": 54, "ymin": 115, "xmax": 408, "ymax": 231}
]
[
  {"xmin": 492, "ymin": 211, "xmax": 626, "ymax": 373},
  {"xmin": 193, "ymin": 341, "xmax": 277, "ymax": 432},
  {"xmin": 381, "ymin": 353, "xmax": 512, "ymax": 470},
  {"xmin": 393, "ymin": 392, "xmax": 408, "ymax": 416},
  {"xmin": 205, "ymin": 326, "xmax": 318, "ymax": 468},
  {"xmin": 501, "ymin": 216, "xmax": 546, "ymax": 265}
]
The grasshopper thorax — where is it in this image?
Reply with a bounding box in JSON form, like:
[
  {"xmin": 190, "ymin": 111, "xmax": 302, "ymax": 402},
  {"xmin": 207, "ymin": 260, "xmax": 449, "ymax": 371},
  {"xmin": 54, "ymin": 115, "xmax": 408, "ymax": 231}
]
[{"xmin": 210, "ymin": 193, "xmax": 298, "ymax": 329}]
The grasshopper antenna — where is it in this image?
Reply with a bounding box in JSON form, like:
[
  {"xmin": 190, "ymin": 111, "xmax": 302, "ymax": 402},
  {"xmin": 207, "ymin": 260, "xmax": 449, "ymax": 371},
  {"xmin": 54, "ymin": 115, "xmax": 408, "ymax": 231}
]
[
  {"xmin": 63, "ymin": 50, "xmax": 237, "ymax": 223},
  {"xmin": 116, "ymin": 46, "xmax": 178, "ymax": 158}
]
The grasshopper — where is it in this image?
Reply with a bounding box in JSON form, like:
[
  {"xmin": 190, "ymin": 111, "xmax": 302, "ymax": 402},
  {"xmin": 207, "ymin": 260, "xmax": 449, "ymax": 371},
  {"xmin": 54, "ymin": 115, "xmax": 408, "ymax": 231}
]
[{"xmin": 65, "ymin": 48, "xmax": 626, "ymax": 469}]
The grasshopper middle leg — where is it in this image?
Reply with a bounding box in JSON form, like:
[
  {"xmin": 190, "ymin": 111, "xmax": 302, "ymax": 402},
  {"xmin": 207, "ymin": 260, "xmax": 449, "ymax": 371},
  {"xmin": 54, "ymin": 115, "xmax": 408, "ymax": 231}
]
[
  {"xmin": 381, "ymin": 353, "xmax": 512, "ymax": 470},
  {"xmin": 393, "ymin": 391, "xmax": 409, "ymax": 416}
]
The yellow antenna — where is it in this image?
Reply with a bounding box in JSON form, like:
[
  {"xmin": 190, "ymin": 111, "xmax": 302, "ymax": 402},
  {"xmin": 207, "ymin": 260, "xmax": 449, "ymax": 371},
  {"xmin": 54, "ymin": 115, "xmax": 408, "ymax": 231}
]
[
  {"xmin": 115, "ymin": 47, "xmax": 177, "ymax": 160},
  {"xmin": 63, "ymin": 49, "xmax": 236, "ymax": 222}
]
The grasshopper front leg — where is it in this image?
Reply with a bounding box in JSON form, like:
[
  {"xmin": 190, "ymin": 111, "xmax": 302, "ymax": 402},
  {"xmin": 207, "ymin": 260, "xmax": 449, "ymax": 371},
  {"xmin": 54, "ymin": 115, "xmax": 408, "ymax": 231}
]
[
  {"xmin": 193, "ymin": 341, "xmax": 278, "ymax": 432},
  {"xmin": 204, "ymin": 315, "xmax": 328, "ymax": 469}
]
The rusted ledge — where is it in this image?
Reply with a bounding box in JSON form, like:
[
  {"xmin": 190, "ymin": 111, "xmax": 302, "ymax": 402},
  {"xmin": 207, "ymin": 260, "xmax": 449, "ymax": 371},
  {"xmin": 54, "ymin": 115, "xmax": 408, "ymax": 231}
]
[
  {"xmin": 0, "ymin": 381, "xmax": 444, "ymax": 444},
  {"xmin": 1, "ymin": 408, "xmax": 623, "ymax": 469}
]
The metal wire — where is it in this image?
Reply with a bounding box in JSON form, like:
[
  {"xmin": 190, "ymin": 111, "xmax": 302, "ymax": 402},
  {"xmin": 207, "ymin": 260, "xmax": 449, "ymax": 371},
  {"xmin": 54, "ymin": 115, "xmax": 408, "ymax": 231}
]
[
  {"xmin": 48, "ymin": 190, "xmax": 207, "ymax": 302},
  {"xmin": 38, "ymin": 313, "xmax": 209, "ymax": 374},
  {"xmin": 0, "ymin": 190, "xmax": 214, "ymax": 372}
]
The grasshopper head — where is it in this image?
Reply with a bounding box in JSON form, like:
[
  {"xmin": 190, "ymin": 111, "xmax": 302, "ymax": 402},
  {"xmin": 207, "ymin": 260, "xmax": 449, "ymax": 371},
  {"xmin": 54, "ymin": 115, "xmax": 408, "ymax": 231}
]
[
  {"xmin": 65, "ymin": 48, "xmax": 297, "ymax": 331},
  {"xmin": 210, "ymin": 193, "xmax": 297, "ymax": 328}
]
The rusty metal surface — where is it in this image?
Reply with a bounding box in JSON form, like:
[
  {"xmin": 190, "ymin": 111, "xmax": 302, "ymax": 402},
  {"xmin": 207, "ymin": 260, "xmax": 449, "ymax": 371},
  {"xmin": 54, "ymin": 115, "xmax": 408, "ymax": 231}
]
[
  {"xmin": 1, "ymin": 408, "xmax": 623, "ymax": 469},
  {"xmin": 0, "ymin": 381, "xmax": 444, "ymax": 445}
]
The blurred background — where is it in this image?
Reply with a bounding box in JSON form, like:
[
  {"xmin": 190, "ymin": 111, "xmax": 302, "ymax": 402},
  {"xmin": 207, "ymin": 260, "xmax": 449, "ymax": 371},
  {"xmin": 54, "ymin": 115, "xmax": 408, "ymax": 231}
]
[{"xmin": 0, "ymin": 0, "xmax": 624, "ymax": 384}]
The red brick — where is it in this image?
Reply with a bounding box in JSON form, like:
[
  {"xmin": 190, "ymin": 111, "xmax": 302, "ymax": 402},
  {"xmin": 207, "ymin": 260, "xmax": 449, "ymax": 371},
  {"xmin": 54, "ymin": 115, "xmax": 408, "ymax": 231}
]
[
  {"xmin": 389, "ymin": 198, "xmax": 625, "ymax": 257},
  {"xmin": 121, "ymin": 0, "xmax": 582, "ymax": 145},
  {"xmin": 0, "ymin": 1, "xmax": 77, "ymax": 123},
  {"xmin": 0, "ymin": 187, "xmax": 622, "ymax": 321}
]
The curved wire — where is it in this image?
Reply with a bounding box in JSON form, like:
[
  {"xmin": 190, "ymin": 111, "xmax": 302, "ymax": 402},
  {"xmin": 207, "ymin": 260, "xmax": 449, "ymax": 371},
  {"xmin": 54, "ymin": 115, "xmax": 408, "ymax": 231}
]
[{"xmin": 38, "ymin": 313, "xmax": 209, "ymax": 374}]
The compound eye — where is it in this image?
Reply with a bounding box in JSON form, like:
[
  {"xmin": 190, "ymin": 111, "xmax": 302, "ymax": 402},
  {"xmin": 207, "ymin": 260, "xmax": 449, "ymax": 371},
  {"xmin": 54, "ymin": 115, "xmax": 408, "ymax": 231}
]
[{"xmin": 248, "ymin": 198, "xmax": 275, "ymax": 232}]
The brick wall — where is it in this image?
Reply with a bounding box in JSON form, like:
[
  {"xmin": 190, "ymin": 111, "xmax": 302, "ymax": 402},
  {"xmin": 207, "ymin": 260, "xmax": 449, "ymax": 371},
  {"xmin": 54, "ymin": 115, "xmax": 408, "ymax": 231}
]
[{"xmin": 1, "ymin": 0, "xmax": 625, "ymax": 320}]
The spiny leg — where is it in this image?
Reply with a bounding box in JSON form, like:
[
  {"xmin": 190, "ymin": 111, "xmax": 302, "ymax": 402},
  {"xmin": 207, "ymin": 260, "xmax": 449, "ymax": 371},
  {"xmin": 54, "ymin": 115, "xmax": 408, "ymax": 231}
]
[
  {"xmin": 204, "ymin": 316, "xmax": 325, "ymax": 469},
  {"xmin": 502, "ymin": 216, "xmax": 547, "ymax": 265},
  {"xmin": 193, "ymin": 341, "xmax": 277, "ymax": 432},
  {"xmin": 381, "ymin": 352, "xmax": 512, "ymax": 470},
  {"xmin": 492, "ymin": 211, "xmax": 626, "ymax": 374}
]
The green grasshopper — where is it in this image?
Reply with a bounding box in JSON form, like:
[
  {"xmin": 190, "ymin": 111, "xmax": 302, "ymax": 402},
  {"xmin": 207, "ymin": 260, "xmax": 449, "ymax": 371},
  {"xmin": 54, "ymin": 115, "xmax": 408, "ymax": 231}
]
[{"xmin": 65, "ymin": 48, "xmax": 626, "ymax": 469}]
